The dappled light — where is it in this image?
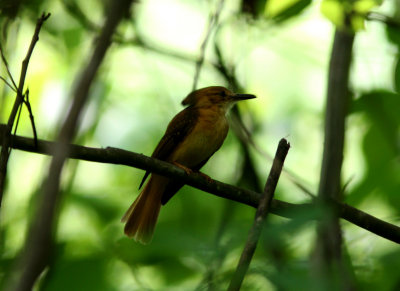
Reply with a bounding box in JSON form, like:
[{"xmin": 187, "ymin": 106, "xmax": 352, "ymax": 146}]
[{"xmin": 1, "ymin": 0, "xmax": 400, "ymax": 290}]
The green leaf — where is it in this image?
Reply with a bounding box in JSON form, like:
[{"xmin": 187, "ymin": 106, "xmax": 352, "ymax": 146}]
[
  {"xmin": 320, "ymin": 0, "xmax": 382, "ymax": 30},
  {"xmin": 41, "ymin": 253, "xmax": 114, "ymax": 291},
  {"xmin": 265, "ymin": 0, "xmax": 312, "ymax": 23},
  {"xmin": 348, "ymin": 91, "xmax": 400, "ymax": 206},
  {"xmin": 320, "ymin": 0, "xmax": 345, "ymax": 27},
  {"xmin": 386, "ymin": 24, "xmax": 400, "ymax": 47},
  {"xmin": 62, "ymin": 27, "xmax": 83, "ymax": 51}
]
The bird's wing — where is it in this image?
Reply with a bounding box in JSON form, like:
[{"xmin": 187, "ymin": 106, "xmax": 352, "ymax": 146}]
[{"xmin": 139, "ymin": 107, "xmax": 198, "ymax": 189}]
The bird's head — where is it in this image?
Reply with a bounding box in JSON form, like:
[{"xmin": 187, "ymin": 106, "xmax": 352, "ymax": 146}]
[{"xmin": 182, "ymin": 86, "xmax": 256, "ymax": 111}]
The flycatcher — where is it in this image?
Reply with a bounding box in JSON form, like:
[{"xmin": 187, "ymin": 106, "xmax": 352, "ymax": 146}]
[{"xmin": 122, "ymin": 86, "xmax": 256, "ymax": 244}]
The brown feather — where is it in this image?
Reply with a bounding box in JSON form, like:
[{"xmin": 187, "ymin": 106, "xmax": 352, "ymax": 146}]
[
  {"xmin": 139, "ymin": 107, "xmax": 199, "ymax": 189},
  {"xmin": 122, "ymin": 174, "xmax": 169, "ymax": 244},
  {"xmin": 123, "ymin": 86, "xmax": 255, "ymax": 244}
]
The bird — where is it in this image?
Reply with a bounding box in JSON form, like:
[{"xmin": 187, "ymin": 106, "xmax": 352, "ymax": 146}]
[{"xmin": 121, "ymin": 86, "xmax": 256, "ymax": 244}]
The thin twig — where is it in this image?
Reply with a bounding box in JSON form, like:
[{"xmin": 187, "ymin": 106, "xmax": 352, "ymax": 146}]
[
  {"xmin": 0, "ymin": 124, "xmax": 399, "ymax": 244},
  {"xmin": 0, "ymin": 12, "xmax": 50, "ymax": 211},
  {"xmin": 227, "ymin": 139, "xmax": 290, "ymax": 291},
  {"xmin": 0, "ymin": 76, "xmax": 17, "ymax": 92},
  {"xmin": 23, "ymin": 89, "xmax": 38, "ymax": 148},
  {"xmin": 192, "ymin": 0, "xmax": 225, "ymax": 90},
  {"xmin": 18, "ymin": 13, "xmax": 51, "ymax": 95},
  {"xmin": 0, "ymin": 43, "xmax": 18, "ymax": 90}
]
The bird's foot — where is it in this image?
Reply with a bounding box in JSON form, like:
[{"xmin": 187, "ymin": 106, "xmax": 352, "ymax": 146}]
[
  {"xmin": 172, "ymin": 162, "xmax": 193, "ymax": 175},
  {"xmin": 172, "ymin": 162, "xmax": 213, "ymax": 183}
]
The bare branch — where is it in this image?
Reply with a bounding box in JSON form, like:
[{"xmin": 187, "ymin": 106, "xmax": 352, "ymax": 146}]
[
  {"xmin": 0, "ymin": 43, "xmax": 18, "ymax": 90},
  {"xmin": 0, "ymin": 76, "xmax": 17, "ymax": 92},
  {"xmin": 0, "ymin": 12, "xmax": 50, "ymax": 211},
  {"xmin": 18, "ymin": 13, "xmax": 51, "ymax": 96},
  {"xmin": 1, "ymin": 124, "xmax": 399, "ymax": 244},
  {"xmin": 228, "ymin": 139, "xmax": 290, "ymax": 291}
]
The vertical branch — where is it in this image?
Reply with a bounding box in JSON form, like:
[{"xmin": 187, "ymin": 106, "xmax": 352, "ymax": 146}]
[
  {"xmin": 0, "ymin": 13, "xmax": 50, "ymax": 211},
  {"xmin": 4, "ymin": 2, "xmax": 133, "ymax": 291},
  {"xmin": 312, "ymin": 20, "xmax": 355, "ymax": 288},
  {"xmin": 227, "ymin": 139, "xmax": 290, "ymax": 291}
]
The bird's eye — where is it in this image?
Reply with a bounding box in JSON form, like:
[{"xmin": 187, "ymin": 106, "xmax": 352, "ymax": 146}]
[{"xmin": 219, "ymin": 91, "xmax": 227, "ymax": 97}]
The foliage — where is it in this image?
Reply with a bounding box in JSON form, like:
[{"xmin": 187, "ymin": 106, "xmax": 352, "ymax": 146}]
[{"xmin": 0, "ymin": 0, "xmax": 399, "ymax": 290}]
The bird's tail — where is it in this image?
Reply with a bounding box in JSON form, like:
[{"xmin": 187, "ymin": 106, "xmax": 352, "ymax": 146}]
[{"xmin": 122, "ymin": 174, "xmax": 167, "ymax": 244}]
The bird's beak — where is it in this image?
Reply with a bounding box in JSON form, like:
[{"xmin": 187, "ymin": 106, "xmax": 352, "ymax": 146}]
[{"xmin": 232, "ymin": 93, "xmax": 256, "ymax": 101}]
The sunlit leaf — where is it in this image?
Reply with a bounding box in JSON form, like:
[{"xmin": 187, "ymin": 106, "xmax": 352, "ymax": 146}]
[
  {"xmin": 320, "ymin": 0, "xmax": 345, "ymax": 27},
  {"xmin": 265, "ymin": 0, "xmax": 312, "ymax": 22},
  {"xmin": 353, "ymin": 0, "xmax": 381, "ymax": 13},
  {"xmin": 320, "ymin": 0, "xmax": 382, "ymax": 30}
]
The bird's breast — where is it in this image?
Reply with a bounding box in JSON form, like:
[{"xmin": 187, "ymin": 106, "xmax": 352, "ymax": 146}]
[{"xmin": 170, "ymin": 110, "xmax": 229, "ymax": 168}]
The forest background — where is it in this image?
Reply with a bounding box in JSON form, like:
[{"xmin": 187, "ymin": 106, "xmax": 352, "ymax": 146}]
[{"xmin": 0, "ymin": 0, "xmax": 399, "ymax": 290}]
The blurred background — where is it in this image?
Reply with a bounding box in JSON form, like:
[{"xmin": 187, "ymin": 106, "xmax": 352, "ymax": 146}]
[{"xmin": 0, "ymin": 0, "xmax": 399, "ymax": 290}]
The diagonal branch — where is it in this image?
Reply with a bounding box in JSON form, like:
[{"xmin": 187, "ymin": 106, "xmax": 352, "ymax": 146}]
[
  {"xmin": 227, "ymin": 139, "xmax": 290, "ymax": 291},
  {"xmin": 0, "ymin": 42, "xmax": 18, "ymax": 91},
  {"xmin": 0, "ymin": 76, "xmax": 17, "ymax": 92},
  {"xmin": 1, "ymin": 124, "xmax": 399, "ymax": 244}
]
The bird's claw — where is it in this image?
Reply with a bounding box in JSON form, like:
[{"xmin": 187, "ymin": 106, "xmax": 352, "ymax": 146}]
[
  {"xmin": 172, "ymin": 162, "xmax": 213, "ymax": 183},
  {"xmin": 172, "ymin": 162, "xmax": 193, "ymax": 175}
]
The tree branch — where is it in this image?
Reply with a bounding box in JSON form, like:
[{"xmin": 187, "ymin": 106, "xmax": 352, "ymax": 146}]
[
  {"xmin": 0, "ymin": 12, "xmax": 50, "ymax": 211},
  {"xmin": 313, "ymin": 18, "xmax": 356, "ymax": 289},
  {"xmin": 227, "ymin": 139, "xmax": 290, "ymax": 291},
  {"xmin": 1, "ymin": 124, "xmax": 399, "ymax": 244}
]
